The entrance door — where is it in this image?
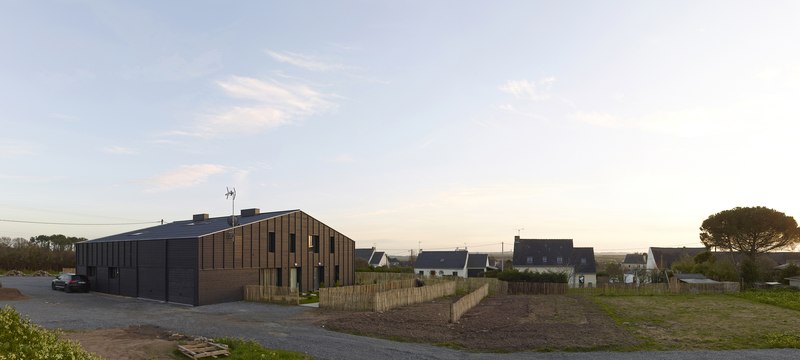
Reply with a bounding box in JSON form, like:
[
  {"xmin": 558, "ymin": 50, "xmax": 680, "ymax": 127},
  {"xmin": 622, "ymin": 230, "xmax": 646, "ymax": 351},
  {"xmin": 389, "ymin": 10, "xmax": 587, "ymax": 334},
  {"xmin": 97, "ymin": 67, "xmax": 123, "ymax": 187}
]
[
  {"xmin": 290, "ymin": 268, "xmax": 298, "ymax": 291},
  {"xmin": 314, "ymin": 266, "xmax": 324, "ymax": 289}
]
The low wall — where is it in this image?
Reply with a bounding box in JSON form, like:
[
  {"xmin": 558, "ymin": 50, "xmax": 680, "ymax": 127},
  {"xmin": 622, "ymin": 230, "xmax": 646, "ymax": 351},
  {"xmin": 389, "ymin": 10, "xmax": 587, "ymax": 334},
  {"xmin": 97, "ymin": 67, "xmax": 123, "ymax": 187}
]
[
  {"xmin": 450, "ymin": 284, "xmax": 488, "ymax": 323},
  {"xmin": 243, "ymin": 285, "xmax": 299, "ymax": 305},
  {"xmin": 374, "ymin": 281, "xmax": 456, "ymax": 312}
]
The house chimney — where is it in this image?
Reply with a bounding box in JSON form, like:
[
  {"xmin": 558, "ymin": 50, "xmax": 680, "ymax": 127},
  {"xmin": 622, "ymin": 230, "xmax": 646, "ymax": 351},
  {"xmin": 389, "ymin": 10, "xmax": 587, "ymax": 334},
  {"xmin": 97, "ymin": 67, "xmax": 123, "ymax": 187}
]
[
  {"xmin": 193, "ymin": 213, "xmax": 209, "ymax": 222},
  {"xmin": 241, "ymin": 208, "xmax": 260, "ymax": 217},
  {"xmin": 514, "ymin": 235, "xmax": 520, "ymax": 242}
]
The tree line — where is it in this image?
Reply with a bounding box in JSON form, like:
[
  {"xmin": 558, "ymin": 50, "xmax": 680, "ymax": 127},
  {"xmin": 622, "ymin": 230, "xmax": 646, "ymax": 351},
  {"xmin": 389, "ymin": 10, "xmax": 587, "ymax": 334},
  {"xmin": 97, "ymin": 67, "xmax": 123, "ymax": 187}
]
[{"xmin": 0, "ymin": 235, "xmax": 86, "ymax": 272}]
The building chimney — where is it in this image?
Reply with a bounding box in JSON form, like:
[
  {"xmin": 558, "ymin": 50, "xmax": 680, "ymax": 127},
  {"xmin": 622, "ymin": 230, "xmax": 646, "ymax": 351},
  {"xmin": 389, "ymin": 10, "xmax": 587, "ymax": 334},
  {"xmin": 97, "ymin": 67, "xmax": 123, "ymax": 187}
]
[
  {"xmin": 193, "ymin": 213, "xmax": 209, "ymax": 222},
  {"xmin": 241, "ymin": 208, "xmax": 260, "ymax": 217},
  {"xmin": 514, "ymin": 235, "xmax": 520, "ymax": 242}
]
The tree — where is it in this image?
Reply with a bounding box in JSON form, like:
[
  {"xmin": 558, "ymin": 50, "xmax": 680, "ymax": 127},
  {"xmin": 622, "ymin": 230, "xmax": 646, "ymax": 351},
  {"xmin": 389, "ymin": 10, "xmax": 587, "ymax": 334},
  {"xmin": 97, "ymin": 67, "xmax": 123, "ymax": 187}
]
[{"xmin": 699, "ymin": 206, "xmax": 800, "ymax": 263}]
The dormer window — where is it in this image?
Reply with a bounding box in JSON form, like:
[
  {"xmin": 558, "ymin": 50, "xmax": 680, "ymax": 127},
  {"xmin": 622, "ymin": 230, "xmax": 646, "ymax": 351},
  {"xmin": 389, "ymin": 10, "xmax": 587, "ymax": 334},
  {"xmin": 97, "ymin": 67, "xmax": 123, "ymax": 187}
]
[{"xmin": 581, "ymin": 258, "xmax": 587, "ymax": 265}]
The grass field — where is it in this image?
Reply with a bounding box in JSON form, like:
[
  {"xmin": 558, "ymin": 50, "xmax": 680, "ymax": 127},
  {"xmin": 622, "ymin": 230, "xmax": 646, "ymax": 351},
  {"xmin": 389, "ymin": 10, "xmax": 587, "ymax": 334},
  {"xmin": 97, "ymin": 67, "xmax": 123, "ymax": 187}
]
[{"xmin": 594, "ymin": 294, "xmax": 800, "ymax": 350}]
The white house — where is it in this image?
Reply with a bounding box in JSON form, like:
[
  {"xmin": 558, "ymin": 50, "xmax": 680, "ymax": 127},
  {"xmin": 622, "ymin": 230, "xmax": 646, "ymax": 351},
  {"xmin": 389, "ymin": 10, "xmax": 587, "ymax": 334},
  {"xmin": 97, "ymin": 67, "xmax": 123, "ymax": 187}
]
[
  {"xmin": 414, "ymin": 250, "xmax": 469, "ymax": 278},
  {"xmin": 512, "ymin": 237, "xmax": 597, "ymax": 288}
]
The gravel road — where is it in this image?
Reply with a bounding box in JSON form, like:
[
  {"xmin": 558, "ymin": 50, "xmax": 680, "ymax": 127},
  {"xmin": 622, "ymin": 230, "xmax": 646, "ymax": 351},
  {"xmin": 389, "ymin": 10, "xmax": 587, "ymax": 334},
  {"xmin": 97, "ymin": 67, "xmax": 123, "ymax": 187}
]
[{"xmin": 2, "ymin": 276, "xmax": 799, "ymax": 360}]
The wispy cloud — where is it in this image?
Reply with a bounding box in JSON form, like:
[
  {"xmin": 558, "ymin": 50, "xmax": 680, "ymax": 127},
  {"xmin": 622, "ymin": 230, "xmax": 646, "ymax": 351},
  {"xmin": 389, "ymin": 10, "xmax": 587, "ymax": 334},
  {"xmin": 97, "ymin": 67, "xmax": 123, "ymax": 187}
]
[
  {"xmin": 146, "ymin": 164, "xmax": 226, "ymax": 192},
  {"xmin": 499, "ymin": 77, "xmax": 556, "ymax": 101},
  {"xmin": 0, "ymin": 139, "xmax": 37, "ymax": 159},
  {"xmin": 103, "ymin": 146, "xmax": 137, "ymax": 155},
  {"xmin": 266, "ymin": 50, "xmax": 344, "ymax": 72},
  {"xmin": 173, "ymin": 76, "xmax": 336, "ymax": 138}
]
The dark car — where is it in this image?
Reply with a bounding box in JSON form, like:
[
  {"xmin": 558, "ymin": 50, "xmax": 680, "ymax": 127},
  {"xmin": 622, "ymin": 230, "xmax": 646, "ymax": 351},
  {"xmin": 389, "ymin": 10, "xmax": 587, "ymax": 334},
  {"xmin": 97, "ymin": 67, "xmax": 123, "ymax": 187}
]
[{"xmin": 51, "ymin": 273, "xmax": 89, "ymax": 293}]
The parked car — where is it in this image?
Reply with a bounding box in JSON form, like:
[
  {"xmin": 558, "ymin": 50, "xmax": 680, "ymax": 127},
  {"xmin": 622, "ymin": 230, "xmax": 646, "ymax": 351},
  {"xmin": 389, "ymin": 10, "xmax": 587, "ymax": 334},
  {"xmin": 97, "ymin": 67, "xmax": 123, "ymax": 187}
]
[{"xmin": 51, "ymin": 273, "xmax": 89, "ymax": 293}]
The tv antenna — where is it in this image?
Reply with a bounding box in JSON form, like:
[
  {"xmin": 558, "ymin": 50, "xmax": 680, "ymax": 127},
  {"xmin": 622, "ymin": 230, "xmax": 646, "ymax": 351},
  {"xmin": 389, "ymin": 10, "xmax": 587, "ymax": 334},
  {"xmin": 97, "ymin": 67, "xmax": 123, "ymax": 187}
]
[
  {"xmin": 516, "ymin": 228, "xmax": 524, "ymax": 237},
  {"xmin": 225, "ymin": 187, "xmax": 237, "ymax": 230}
]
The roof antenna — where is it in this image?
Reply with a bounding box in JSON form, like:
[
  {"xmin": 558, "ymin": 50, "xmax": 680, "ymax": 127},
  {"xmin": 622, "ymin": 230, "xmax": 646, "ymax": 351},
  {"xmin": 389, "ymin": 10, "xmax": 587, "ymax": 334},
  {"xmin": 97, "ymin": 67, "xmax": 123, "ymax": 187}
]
[{"xmin": 225, "ymin": 187, "xmax": 237, "ymax": 233}]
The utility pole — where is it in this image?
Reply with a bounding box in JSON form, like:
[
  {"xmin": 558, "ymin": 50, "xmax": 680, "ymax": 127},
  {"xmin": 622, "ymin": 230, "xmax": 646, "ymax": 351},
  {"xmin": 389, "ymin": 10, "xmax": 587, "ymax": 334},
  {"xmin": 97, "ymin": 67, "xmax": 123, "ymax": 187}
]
[{"xmin": 501, "ymin": 241, "xmax": 504, "ymax": 271}]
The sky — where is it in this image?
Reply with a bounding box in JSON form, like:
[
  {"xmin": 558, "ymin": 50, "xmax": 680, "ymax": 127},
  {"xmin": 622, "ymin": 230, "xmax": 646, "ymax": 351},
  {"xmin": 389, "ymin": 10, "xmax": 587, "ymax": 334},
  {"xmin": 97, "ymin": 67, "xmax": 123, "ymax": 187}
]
[{"xmin": 2, "ymin": 1, "xmax": 799, "ymax": 257}]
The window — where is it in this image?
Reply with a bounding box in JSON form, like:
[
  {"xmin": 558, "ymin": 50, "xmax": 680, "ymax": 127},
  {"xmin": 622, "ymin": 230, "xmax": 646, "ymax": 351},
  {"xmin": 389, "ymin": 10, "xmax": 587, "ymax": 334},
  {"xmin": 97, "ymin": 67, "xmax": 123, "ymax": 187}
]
[
  {"xmin": 542, "ymin": 256, "xmax": 548, "ymax": 264},
  {"xmin": 308, "ymin": 235, "xmax": 313, "ymax": 248},
  {"xmin": 289, "ymin": 234, "xmax": 296, "ymax": 253},
  {"xmin": 418, "ymin": 271, "xmax": 424, "ymax": 276},
  {"xmin": 438, "ymin": 270, "xmax": 444, "ymax": 276},
  {"xmin": 275, "ymin": 268, "xmax": 283, "ymax": 287},
  {"xmin": 526, "ymin": 256, "xmax": 533, "ymax": 264},
  {"xmin": 557, "ymin": 256, "xmax": 563, "ymax": 265},
  {"xmin": 452, "ymin": 272, "xmax": 458, "ymax": 276},
  {"xmin": 335, "ymin": 265, "xmax": 340, "ymax": 283},
  {"xmin": 311, "ymin": 235, "xmax": 320, "ymax": 253},
  {"xmin": 268, "ymin": 232, "xmax": 276, "ymax": 252},
  {"xmin": 581, "ymin": 258, "xmax": 587, "ymax": 265},
  {"xmin": 329, "ymin": 236, "xmax": 335, "ymax": 254},
  {"xmin": 108, "ymin": 267, "xmax": 118, "ymax": 279}
]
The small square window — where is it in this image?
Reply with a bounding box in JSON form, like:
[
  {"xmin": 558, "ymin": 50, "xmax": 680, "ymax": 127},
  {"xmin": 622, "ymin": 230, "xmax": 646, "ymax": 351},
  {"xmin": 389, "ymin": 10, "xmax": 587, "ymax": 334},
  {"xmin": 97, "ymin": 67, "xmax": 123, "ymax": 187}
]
[
  {"xmin": 557, "ymin": 257, "xmax": 563, "ymax": 264},
  {"xmin": 526, "ymin": 256, "xmax": 533, "ymax": 264},
  {"xmin": 542, "ymin": 256, "xmax": 548, "ymax": 264}
]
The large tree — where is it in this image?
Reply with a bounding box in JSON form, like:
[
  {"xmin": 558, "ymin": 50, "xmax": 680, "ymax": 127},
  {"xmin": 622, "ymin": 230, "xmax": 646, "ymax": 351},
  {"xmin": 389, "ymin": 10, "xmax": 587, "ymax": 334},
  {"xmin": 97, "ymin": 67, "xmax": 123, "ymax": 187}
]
[{"xmin": 699, "ymin": 206, "xmax": 800, "ymax": 262}]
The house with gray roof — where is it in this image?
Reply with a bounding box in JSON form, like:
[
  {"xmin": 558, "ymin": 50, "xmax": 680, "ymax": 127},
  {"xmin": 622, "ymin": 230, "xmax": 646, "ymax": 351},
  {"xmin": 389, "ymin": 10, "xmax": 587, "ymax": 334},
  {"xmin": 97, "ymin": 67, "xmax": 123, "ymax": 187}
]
[
  {"xmin": 75, "ymin": 208, "xmax": 355, "ymax": 305},
  {"xmin": 414, "ymin": 250, "xmax": 469, "ymax": 278},
  {"xmin": 512, "ymin": 237, "xmax": 597, "ymax": 288},
  {"xmin": 466, "ymin": 253, "xmax": 493, "ymax": 277},
  {"xmin": 622, "ymin": 253, "xmax": 647, "ymax": 270}
]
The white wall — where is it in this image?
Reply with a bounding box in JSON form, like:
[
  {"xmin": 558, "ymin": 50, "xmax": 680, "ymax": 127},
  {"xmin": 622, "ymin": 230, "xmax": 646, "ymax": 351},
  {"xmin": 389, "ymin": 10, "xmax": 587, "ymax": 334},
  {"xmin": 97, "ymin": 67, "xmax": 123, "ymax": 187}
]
[{"xmin": 415, "ymin": 267, "xmax": 468, "ymax": 278}]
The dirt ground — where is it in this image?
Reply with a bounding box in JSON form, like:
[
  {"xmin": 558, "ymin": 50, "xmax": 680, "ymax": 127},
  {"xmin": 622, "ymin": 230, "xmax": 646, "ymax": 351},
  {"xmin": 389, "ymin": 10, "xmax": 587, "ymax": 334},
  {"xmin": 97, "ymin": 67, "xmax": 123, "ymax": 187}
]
[
  {"xmin": 0, "ymin": 288, "xmax": 29, "ymax": 301},
  {"xmin": 317, "ymin": 294, "xmax": 641, "ymax": 352},
  {"xmin": 61, "ymin": 325, "xmax": 181, "ymax": 360}
]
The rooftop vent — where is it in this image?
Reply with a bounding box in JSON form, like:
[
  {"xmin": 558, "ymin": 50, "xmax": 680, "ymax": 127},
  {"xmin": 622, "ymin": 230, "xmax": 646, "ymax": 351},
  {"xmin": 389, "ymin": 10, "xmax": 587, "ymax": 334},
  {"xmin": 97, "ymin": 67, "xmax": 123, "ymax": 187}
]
[
  {"xmin": 193, "ymin": 213, "xmax": 209, "ymax": 222},
  {"xmin": 241, "ymin": 208, "xmax": 260, "ymax": 217}
]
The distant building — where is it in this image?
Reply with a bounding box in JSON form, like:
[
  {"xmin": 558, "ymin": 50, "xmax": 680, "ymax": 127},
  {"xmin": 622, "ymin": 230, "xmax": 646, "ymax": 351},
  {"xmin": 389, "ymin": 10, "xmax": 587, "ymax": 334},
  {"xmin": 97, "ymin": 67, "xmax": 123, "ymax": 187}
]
[
  {"xmin": 647, "ymin": 247, "xmax": 800, "ymax": 271},
  {"xmin": 512, "ymin": 237, "xmax": 597, "ymax": 288},
  {"xmin": 414, "ymin": 250, "xmax": 469, "ymax": 278},
  {"xmin": 622, "ymin": 253, "xmax": 647, "ymax": 270},
  {"xmin": 466, "ymin": 253, "xmax": 494, "ymax": 277}
]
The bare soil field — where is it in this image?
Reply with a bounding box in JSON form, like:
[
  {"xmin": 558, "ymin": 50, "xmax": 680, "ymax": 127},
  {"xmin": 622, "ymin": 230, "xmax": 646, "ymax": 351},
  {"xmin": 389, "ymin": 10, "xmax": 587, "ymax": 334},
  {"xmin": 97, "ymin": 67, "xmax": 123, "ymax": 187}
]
[
  {"xmin": 61, "ymin": 325, "xmax": 180, "ymax": 360},
  {"xmin": 318, "ymin": 294, "xmax": 640, "ymax": 352}
]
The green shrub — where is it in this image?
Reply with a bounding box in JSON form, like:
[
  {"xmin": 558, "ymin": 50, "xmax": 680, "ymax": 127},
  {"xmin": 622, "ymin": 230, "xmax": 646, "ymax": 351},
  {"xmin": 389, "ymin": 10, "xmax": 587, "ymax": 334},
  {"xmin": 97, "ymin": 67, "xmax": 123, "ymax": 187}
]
[
  {"xmin": 485, "ymin": 269, "xmax": 567, "ymax": 283},
  {"xmin": 0, "ymin": 306, "xmax": 100, "ymax": 360}
]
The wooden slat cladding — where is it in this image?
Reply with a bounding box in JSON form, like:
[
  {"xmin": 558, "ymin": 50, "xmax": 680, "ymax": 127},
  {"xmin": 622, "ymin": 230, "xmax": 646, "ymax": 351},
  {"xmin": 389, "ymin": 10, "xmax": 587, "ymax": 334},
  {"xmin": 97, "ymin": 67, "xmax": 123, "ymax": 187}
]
[{"xmin": 195, "ymin": 210, "xmax": 355, "ymax": 294}]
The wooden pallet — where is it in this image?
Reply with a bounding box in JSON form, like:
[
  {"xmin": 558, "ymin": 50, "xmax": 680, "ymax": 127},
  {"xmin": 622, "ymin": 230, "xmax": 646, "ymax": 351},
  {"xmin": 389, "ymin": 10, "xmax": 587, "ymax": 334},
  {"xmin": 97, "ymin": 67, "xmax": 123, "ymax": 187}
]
[{"xmin": 177, "ymin": 341, "xmax": 230, "ymax": 359}]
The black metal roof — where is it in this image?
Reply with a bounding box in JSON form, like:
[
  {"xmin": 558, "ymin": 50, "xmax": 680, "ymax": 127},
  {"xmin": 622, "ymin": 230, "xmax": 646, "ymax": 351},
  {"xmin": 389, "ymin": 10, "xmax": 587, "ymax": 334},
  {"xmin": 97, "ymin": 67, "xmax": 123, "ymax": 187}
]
[
  {"xmin": 571, "ymin": 247, "xmax": 597, "ymax": 273},
  {"xmin": 623, "ymin": 253, "xmax": 646, "ymax": 264},
  {"xmin": 512, "ymin": 239, "xmax": 574, "ymax": 266},
  {"xmin": 81, "ymin": 209, "xmax": 299, "ymax": 243},
  {"xmin": 414, "ymin": 250, "xmax": 469, "ymax": 269},
  {"xmin": 355, "ymin": 248, "xmax": 374, "ymax": 261},
  {"xmin": 369, "ymin": 251, "xmax": 386, "ymax": 266},
  {"xmin": 467, "ymin": 253, "xmax": 489, "ymax": 269},
  {"xmin": 649, "ymin": 247, "xmax": 706, "ymax": 269}
]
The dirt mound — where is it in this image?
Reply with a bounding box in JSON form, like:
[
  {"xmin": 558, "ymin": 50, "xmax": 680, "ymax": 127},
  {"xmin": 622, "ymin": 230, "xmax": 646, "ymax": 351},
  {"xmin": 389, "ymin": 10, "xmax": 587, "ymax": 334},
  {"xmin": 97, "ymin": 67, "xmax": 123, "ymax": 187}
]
[
  {"xmin": 4, "ymin": 270, "xmax": 25, "ymax": 276},
  {"xmin": 31, "ymin": 270, "xmax": 53, "ymax": 277},
  {"xmin": 0, "ymin": 288, "xmax": 28, "ymax": 301}
]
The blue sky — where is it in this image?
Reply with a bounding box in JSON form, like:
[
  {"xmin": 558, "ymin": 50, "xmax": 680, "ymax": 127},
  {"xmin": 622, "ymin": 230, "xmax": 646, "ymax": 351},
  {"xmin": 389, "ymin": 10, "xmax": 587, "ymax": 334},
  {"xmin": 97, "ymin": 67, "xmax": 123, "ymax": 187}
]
[{"xmin": 2, "ymin": 1, "xmax": 799, "ymax": 256}]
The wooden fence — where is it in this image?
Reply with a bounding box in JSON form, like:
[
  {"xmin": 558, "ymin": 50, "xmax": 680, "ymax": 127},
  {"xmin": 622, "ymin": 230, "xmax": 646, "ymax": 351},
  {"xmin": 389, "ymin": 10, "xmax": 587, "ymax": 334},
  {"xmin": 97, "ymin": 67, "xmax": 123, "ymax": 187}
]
[
  {"xmin": 450, "ymin": 284, "xmax": 488, "ymax": 323},
  {"xmin": 507, "ymin": 282, "xmax": 568, "ymax": 295},
  {"xmin": 570, "ymin": 282, "xmax": 741, "ymax": 296},
  {"xmin": 355, "ymin": 272, "xmax": 416, "ymax": 284},
  {"xmin": 319, "ymin": 279, "xmax": 418, "ymax": 311},
  {"xmin": 374, "ymin": 281, "xmax": 457, "ymax": 312},
  {"xmin": 243, "ymin": 285, "xmax": 300, "ymax": 305},
  {"xmin": 457, "ymin": 277, "xmax": 507, "ymax": 295}
]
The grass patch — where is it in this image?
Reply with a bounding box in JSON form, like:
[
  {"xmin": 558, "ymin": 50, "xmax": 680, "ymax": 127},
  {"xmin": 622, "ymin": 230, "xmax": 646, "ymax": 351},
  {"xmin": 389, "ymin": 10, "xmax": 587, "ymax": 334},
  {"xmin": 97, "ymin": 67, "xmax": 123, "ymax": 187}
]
[
  {"xmin": 0, "ymin": 305, "xmax": 101, "ymax": 359},
  {"xmin": 734, "ymin": 288, "xmax": 800, "ymax": 312},
  {"xmin": 174, "ymin": 338, "xmax": 311, "ymax": 360},
  {"xmin": 593, "ymin": 294, "xmax": 800, "ymax": 350},
  {"xmin": 299, "ymin": 291, "xmax": 319, "ymax": 304}
]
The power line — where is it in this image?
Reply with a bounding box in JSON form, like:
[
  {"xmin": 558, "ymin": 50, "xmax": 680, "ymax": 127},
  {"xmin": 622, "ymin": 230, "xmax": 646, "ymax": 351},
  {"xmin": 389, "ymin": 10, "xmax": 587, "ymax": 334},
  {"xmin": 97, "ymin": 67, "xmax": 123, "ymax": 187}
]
[{"xmin": 0, "ymin": 219, "xmax": 162, "ymax": 226}]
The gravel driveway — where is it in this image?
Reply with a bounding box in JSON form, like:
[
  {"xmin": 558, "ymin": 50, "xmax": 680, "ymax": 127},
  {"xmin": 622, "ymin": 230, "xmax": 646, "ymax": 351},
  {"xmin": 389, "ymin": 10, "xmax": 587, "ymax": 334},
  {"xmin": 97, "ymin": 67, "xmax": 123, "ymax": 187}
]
[{"xmin": 2, "ymin": 276, "xmax": 799, "ymax": 360}]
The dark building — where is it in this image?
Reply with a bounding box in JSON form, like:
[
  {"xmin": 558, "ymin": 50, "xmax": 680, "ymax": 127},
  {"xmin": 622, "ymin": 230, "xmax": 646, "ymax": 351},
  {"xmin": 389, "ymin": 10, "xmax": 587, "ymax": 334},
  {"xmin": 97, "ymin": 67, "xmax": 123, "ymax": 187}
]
[{"xmin": 75, "ymin": 209, "xmax": 355, "ymax": 305}]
